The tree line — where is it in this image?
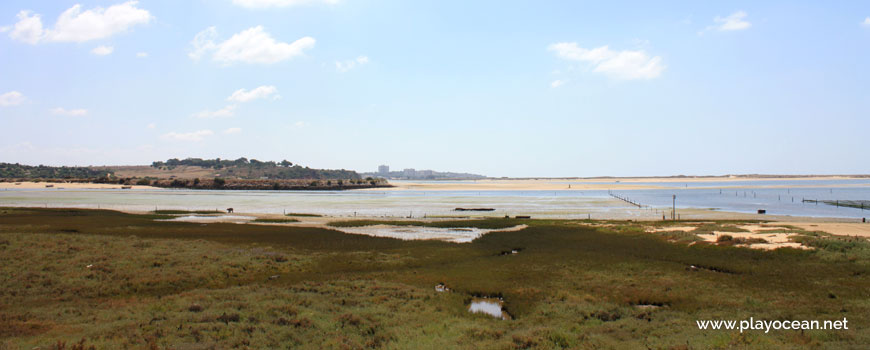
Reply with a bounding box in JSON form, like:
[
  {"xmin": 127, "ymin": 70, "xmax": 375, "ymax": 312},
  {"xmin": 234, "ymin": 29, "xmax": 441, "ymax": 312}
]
[
  {"xmin": 151, "ymin": 157, "xmax": 361, "ymax": 180},
  {"xmin": 0, "ymin": 163, "xmax": 113, "ymax": 179}
]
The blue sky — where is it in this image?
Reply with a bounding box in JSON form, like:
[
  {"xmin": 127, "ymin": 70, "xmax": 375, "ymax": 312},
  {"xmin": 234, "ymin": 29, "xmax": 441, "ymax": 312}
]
[{"xmin": 1, "ymin": 1, "xmax": 868, "ymax": 177}]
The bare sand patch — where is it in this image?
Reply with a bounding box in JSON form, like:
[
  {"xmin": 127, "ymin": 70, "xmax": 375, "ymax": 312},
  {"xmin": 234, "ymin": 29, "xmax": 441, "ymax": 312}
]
[
  {"xmin": 777, "ymin": 222, "xmax": 870, "ymax": 238},
  {"xmin": 644, "ymin": 222, "xmax": 812, "ymax": 250},
  {"xmin": 701, "ymin": 231, "xmax": 807, "ymax": 250}
]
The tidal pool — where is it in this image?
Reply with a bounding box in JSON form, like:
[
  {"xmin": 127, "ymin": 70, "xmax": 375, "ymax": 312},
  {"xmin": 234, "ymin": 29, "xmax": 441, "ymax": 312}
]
[{"xmin": 468, "ymin": 298, "xmax": 510, "ymax": 320}]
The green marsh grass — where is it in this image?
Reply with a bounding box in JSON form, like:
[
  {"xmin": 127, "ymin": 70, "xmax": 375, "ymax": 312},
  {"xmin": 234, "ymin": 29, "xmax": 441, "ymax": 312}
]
[{"xmin": 1, "ymin": 208, "xmax": 868, "ymax": 349}]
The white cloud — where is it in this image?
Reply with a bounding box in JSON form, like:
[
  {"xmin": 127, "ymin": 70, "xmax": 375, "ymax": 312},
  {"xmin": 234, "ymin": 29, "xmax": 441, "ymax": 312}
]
[
  {"xmin": 292, "ymin": 121, "xmax": 308, "ymax": 128},
  {"xmin": 232, "ymin": 0, "xmax": 338, "ymax": 9},
  {"xmin": 8, "ymin": 1, "xmax": 152, "ymax": 44},
  {"xmin": 91, "ymin": 45, "xmax": 114, "ymax": 55},
  {"xmin": 862, "ymin": 17, "xmax": 870, "ymax": 27},
  {"xmin": 227, "ymin": 85, "xmax": 279, "ymax": 102},
  {"xmin": 550, "ymin": 80, "xmax": 566, "ymax": 88},
  {"xmin": 146, "ymin": 123, "xmax": 156, "ymax": 129},
  {"xmin": 335, "ymin": 55, "xmax": 370, "ymax": 72},
  {"xmin": 713, "ymin": 11, "xmax": 751, "ymax": 31},
  {"xmin": 192, "ymin": 105, "xmax": 236, "ymax": 119},
  {"xmin": 162, "ymin": 130, "xmax": 214, "ymax": 142},
  {"xmin": 9, "ymin": 11, "xmax": 44, "ymax": 44},
  {"xmin": 223, "ymin": 127, "xmax": 242, "ymax": 134},
  {"xmin": 50, "ymin": 107, "xmax": 88, "ymax": 116},
  {"xmin": 136, "ymin": 52, "xmax": 148, "ymax": 58},
  {"xmin": 189, "ymin": 26, "xmax": 315, "ymax": 65},
  {"xmin": 0, "ymin": 26, "xmax": 10, "ymax": 33},
  {"xmin": 0, "ymin": 91, "xmax": 26, "ymax": 107},
  {"xmin": 548, "ymin": 42, "xmax": 665, "ymax": 80}
]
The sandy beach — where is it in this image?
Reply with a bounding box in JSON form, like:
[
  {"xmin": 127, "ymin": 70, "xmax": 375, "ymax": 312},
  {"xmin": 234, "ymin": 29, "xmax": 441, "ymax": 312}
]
[
  {"xmin": 362, "ymin": 176, "xmax": 869, "ymax": 192},
  {"xmin": 0, "ymin": 181, "xmax": 158, "ymax": 190}
]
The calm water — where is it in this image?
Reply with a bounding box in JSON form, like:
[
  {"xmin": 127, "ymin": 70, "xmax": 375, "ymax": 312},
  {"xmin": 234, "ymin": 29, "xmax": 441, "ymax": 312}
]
[
  {"xmin": 468, "ymin": 298, "xmax": 508, "ymax": 320},
  {"xmin": 1, "ymin": 179, "xmax": 869, "ymax": 219}
]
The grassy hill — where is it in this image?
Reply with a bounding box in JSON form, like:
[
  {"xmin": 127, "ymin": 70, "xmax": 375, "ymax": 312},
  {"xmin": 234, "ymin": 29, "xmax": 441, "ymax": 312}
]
[{"xmin": 0, "ymin": 158, "xmax": 390, "ymax": 190}]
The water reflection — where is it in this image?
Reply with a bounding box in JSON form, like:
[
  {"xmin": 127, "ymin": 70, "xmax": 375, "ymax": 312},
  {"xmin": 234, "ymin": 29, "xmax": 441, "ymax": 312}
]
[{"xmin": 468, "ymin": 298, "xmax": 510, "ymax": 320}]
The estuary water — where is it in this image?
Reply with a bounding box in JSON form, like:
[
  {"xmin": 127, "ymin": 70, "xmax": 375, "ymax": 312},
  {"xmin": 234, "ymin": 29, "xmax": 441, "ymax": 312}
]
[{"xmin": 1, "ymin": 179, "xmax": 869, "ymax": 219}]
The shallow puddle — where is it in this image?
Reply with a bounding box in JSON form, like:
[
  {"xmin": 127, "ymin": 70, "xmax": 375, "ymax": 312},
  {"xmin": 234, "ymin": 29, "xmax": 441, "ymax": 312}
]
[
  {"xmin": 333, "ymin": 224, "xmax": 527, "ymax": 243},
  {"xmin": 468, "ymin": 298, "xmax": 510, "ymax": 320},
  {"xmin": 161, "ymin": 215, "xmax": 255, "ymax": 223}
]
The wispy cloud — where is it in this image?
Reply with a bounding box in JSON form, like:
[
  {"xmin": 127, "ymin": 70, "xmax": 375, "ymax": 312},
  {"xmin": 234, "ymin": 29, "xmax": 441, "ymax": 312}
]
[
  {"xmin": 550, "ymin": 80, "xmax": 566, "ymax": 88},
  {"xmin": 136, "ymin": 52, "xmax": 148, "ymax": 58},
  {"xmin": 8, "ymin": 1, "xmax": 152, "ymax": 45},
  {"xmin": 862, "ymin": 17, "xmax": 870, "ymax": 28},
  {"xmin": 189, "ymin": 26, "xmax": 315, "ymax": 65},
  {"xmin": 50, "ymin": 107, "xmax": 88, "ymax": 116},
  {"xmin": 0, "ymin": 91, "xmax": 26, "ymax": 107},
  {"xmin": 227, "ymin": 85, "xmax": 279, "ymax": 102},
  {"xmin": 548, "ymin": 43, "xmax": 664, "ymax": 80},
  {"xmin": 700, "ymin": 11, "xmax": 751, "ymax": 34},
  {"xmin": 91, "ymin": 45, "xmax": 114, "ymax": 56},
  {"xmin": 223, "ymin": 127, "xmax": 242, "ymax": 134},
  {"xmin": 335, "ymin": 56, "xmax": 369, "ymax": 73},
  {"xmin": 192, "ymin": 105, "xmax": 236, "ymax": 119},
  {"xmin": 162, "ymin": 130, "xmax": 214, "ymax": 141}
]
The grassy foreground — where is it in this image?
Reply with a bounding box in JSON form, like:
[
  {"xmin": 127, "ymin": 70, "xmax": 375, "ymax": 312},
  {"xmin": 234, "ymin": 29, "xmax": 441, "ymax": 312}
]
[{"xmin": 1, "ymin": 208, "xmax": 869, "ymax": 349}]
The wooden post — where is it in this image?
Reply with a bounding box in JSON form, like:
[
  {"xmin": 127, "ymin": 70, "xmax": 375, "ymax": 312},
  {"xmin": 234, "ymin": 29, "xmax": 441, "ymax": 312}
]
[{"xmin": 672, "ymin": 195, "xmax": 676, "ymax": 221}]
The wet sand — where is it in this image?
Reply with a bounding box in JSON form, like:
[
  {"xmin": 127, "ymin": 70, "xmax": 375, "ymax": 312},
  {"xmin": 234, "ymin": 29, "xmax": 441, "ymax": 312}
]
[{"xmin": 778, "ymin": 222, "xmax": 870, "ymax": 238}]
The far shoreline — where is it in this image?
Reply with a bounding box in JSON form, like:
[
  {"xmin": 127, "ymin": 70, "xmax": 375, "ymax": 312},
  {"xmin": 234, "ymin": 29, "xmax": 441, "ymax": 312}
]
[{"xmin": 3, "ymin": 175, "xmax": 869, "ymax": 192}]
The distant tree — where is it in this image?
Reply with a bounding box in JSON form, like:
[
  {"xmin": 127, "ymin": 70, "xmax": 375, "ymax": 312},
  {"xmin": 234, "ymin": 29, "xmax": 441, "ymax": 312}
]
[{"xmin": 213, "ymin": 177, "xmax": 226, "ymax": 188}]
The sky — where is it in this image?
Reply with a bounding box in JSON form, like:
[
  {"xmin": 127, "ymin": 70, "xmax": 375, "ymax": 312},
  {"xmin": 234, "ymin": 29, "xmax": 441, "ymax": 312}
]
[{"xmin": 0, "ymin": 0, "xmax": 869, "ymax": 177}]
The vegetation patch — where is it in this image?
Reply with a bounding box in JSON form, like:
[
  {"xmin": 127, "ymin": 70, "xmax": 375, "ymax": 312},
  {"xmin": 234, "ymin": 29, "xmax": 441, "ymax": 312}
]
[
  {"xmin": 285, "ymin": 213, "xmax": 323, "ymax": 217},
  {"xmin": 252, "ymin": 218, "xmax": 300, "ymax": 223},
  {"xmin": 1, "ymin": 208, "xmax": 868, "ymax": 349}
]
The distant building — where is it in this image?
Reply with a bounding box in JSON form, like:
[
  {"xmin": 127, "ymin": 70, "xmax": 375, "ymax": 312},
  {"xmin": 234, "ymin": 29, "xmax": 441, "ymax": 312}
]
[
  {"xmin": 403, "ymin": 168, "xmax": 416, "ymax": 178},
  {"xmin": 378, "ymin": 165, "xmax": 390, "ymax": 175}
]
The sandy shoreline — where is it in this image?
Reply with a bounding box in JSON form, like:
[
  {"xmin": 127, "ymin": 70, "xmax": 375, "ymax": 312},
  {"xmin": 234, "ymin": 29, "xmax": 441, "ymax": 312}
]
[
  {"xmin": 360, "ymin": 176, "xmax": 869, "ymax": 192},
  {"xmin": 0, "ymin": 181, "xmax": 159, "ymax": 190},
  {"xmin": 3, "ymin": 176, "xmax": 867, "ymax": 192}
]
